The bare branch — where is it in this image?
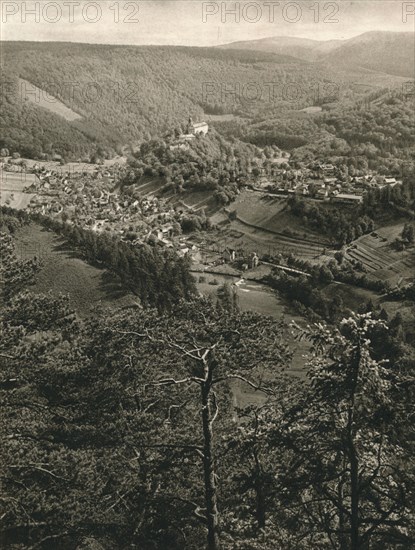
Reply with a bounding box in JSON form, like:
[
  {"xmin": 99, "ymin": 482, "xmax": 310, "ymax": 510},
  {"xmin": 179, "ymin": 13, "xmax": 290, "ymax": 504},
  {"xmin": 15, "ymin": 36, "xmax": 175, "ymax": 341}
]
[
  {"xmin": 210, "ymin": 392, "xmax": 219, "ymax": 425},
  {"xmin": 28, "ymin": 532, "xmax": 70, "ymax": 549},
  {"xmin": 212, "ymin": 374, "xmax": 272, "ymax": 395},
  {"xmin": 162, "ymin": 494, "xmax": 207, "ymax": 524},
  {"xmin": 138, "ymin": 443, "xmax": 204, "ymax": 457},
  {"xmin": 9, "ymin": 465, "xmax": 69, "ymax": 482},
  {"xmin": 0, "ymin": 353, "xmax": 16, "ymax": 359},
  {"xmin": 144, "ymin": 376, "xmax": 203, "ymax": 390}
]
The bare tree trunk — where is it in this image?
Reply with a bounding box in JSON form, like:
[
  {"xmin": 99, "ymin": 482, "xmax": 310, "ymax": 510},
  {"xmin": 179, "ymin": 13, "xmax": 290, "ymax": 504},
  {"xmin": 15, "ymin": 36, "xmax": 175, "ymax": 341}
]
[
  {"xmin": 254, "ymin": 479, "xmax": 266, "ymax": 531},
  {"xmin": 349, "ymin": 442, "xmax": 360, "ymax": 550},
  {"xmin": 338, "ymin": 467, "xmax": 348, "ymax": 550},
  {"xmin": 201, "ymin": 364, "xmax": 220, "ymax": 550},
  {"xmin": 253, "ymin": 448, "xmax": 266, "ymax": 531},
  {"xmin": 348, "ymin": 348, "xmax": 361, "ymax": 550}
]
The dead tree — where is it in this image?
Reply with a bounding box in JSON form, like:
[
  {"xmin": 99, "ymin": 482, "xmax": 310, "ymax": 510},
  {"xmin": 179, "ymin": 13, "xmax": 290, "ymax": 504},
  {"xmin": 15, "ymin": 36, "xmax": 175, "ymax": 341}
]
[{"xmin": 120, "ymin": 329, "xmax": 271, "ymax": 550}]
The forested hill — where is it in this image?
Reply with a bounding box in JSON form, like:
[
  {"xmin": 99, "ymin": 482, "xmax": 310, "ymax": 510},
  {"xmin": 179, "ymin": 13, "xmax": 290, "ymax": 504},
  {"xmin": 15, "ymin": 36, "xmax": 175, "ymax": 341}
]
[
  {"xmin": 2, "ymin": 40, "xmax": 400, "ymax": 162},
  {"xmin": 320, "ymin": 31, "xmax": 415, "ymax": 78},
  {"xmin": 1, "ymin": 41, "xmax": 311, "ymax": 160},
  {"xmin": 217, "ymin": 92, "xmax": 415, "ymax": 175},
  {"xmin": 122, "ymin": 128, "xmax": 272, "ymax": 206}
]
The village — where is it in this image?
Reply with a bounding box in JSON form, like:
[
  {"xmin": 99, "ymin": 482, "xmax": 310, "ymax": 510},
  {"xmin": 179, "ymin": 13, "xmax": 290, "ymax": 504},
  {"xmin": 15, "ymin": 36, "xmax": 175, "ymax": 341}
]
[
  {"xmin": 0, "ymin": 116, "xmax": 404, "ymax": 275},
  {"xmin": 255, "ymin": 161, "xmax": 402, "ymax": 204}
]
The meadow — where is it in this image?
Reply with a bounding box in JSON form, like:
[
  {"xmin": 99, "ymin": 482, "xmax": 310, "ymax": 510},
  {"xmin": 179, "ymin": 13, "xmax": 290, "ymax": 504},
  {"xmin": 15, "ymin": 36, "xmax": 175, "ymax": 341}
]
[
  {"xmin": 14, "ymin": 224, "xmax": 136, "ymax": 317},
  {"xmin": 0, "ymin": 169, "xmax": 36, "ymax": 209},
  {"xmin": 217, "ymin": 190, "xmax": 331, "ymax": 259},
  {"xmin": 196, "ymin": 272, "xmax": 311, "ymax": 380},
  {"xmin": 18, "ymin": 78, "xmax": 83, "ymax": 122}
]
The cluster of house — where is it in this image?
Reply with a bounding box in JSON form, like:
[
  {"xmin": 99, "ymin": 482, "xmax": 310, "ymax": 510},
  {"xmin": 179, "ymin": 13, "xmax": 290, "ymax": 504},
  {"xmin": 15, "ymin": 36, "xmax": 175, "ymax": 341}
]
[
  {"xmin": 265, "ymin": 162, "xmax": 402, "ymax": 205},
  {"xmin": 23, "ymin": 165, "xmax": 204, "ymax": 259}
]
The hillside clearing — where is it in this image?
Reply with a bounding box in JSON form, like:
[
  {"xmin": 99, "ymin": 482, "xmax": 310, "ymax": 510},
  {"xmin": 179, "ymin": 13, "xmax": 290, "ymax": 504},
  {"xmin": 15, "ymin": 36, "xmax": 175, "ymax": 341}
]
[
  {"xmin": 14, "ymin": 224, "xmax": 136, "ymax": 316},
  {"xmin": 0, "ymin": 169, "xmax": 36, "ymax": 209},
  {"xmin": 19, "ymin": 78, "xmax": 83, "ymax": 122}
]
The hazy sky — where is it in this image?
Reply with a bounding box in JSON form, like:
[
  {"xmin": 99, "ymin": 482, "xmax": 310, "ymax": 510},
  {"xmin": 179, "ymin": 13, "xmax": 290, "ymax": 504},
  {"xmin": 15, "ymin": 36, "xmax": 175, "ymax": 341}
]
[{"xmin": 2, "ymin": 1, "xmax": 413, "ymax": 46}]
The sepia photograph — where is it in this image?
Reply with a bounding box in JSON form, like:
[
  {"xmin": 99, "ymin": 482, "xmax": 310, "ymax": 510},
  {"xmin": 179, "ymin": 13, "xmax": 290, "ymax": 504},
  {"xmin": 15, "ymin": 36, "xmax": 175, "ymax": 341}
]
[{"xmin": 0, "ymin": 1, "xmax": 414, "ymax": 548}]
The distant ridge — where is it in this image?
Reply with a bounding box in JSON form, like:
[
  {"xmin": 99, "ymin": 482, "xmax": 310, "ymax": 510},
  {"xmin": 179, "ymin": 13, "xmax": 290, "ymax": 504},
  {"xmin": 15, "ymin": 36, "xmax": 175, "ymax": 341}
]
[
  {"xmin": 217, "ymin": 35, "xmax": 345, "ymax": 62},
  {"xmin": 218, "ymin": 31, "xmax": 415, "ymax": 77}
]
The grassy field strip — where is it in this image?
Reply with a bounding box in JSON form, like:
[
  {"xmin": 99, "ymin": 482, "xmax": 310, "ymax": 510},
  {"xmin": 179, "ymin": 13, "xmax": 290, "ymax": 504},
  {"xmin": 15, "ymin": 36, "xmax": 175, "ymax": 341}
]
[
  {"xmin": 220, "ymin": 225, "xmax": 324, "ymax": 259},
  {"xmin": 1, "ymin": 170, "xmax": 38, "ymax": 190},
  {"xmin": 357, "ymin": 240, "xmax": 398, "ymax": 263},
  {"xmin": 134, "ymin": 179, "xmax": 162, "ymax": 194},
  {"xmin": 234, "ymin": 214, "xmax": 325, "ymax": 248},
  {"xmin": 356, "ymin": 248, "xmax": 395, "ymax": 267},
  {"xmin": 0, "ymin": 191, "xmax": 35, "ymax": 209},
  {"xmin": 352, "ymin": 241, "xmax": 404, "ymax": 274},
  {"xmin": 348, "ymin": 250, "xmax": 387, "ymax": 271},
  {"xmin": 233, "ymin": 191, "xmax": 329, "ymax": 242}
]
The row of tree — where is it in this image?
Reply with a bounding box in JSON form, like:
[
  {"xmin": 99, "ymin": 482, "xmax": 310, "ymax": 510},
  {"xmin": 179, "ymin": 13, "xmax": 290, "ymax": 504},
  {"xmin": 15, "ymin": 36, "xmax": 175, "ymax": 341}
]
[{"xmin": 36, "ymin": 215, "xmax": 196, "ymax": 310}]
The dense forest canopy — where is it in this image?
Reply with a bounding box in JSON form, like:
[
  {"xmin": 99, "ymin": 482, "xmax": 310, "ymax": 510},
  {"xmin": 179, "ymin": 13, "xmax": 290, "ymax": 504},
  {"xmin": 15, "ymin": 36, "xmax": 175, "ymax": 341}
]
[
  {"xmin": 0, "ymin": 42, "xmax": 308, "ymax": 159},
  {"xmin": 1, "ymin": 41, "xmax": 410, "ymax": 161},
  {"xmin": 1, "ymin": 213, "xmax": 414, "ymax": 549},
  {"xmin": 217, "ymin": 94, "xmax": 415, "ymax": 174}
]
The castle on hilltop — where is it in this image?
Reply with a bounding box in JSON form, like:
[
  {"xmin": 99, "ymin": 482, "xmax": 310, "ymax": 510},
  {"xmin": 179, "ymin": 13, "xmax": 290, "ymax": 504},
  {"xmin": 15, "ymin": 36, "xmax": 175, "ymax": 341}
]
[
  {"xmin": 186, "ymin": 116, "xmax": 209, "ymax": 136},
  {"xmin": 172, "ymin": 117, "xmax": 209, "ymax": 147}
]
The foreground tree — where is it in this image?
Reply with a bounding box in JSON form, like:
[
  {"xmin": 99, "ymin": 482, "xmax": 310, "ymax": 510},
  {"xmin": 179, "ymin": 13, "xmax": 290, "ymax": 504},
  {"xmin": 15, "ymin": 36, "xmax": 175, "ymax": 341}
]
[
  {"xmin": 1, "ymin": 287, "xmax": 294, "ymax": 549},
  {"xmin": 115, "ymin": 300, "xmax": 292, "ymax": 549},
  {"xmin": 260, "ymin": 314, "xmax": 415, "ymax": 549}
]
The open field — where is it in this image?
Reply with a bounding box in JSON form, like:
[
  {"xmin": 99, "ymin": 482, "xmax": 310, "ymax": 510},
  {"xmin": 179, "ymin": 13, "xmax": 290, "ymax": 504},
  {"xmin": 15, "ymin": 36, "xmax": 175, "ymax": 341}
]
[
  {"xmin": 0, "ymin": 169, "xmax": 37, "ymax": 209},
  {"xmin": 300, "ymin": 106, "xmax": 323, "ymax": 113},
  {"xmin": 233, "ymin": 191, "xmax": 329, "ymax": 241},
  {"xmin": 210, "ymin": 190, "xmax": 331, "ymax": 260},
  {"xmin": 207, "ymin": 191, "xmax": 329, "ymax": 260},
  {"xmin": 346, "ymin": 222, "xmax": 415, "ymax": 286},
  {"xmin": 196, "ymin": 272, "xmax": 311, "ymax": 381},
  {"xmin": 0, "ymin": 191, "xmax": 35, "ymax": 209},
  {"xmin": 14, "ymin": 224, "xmax": 136, "ymax": 317},
  {"xmin": 6, "ymin": 156, "xmax": 127, "ymax": 174},
  {"xmin": 206, "ymin": 220, "xmax": 328, "ymax": 261},
  {"xmin": 0, "ymin": 170, "xmax": 38, "ymax": 190}
]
